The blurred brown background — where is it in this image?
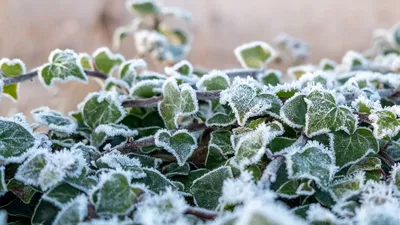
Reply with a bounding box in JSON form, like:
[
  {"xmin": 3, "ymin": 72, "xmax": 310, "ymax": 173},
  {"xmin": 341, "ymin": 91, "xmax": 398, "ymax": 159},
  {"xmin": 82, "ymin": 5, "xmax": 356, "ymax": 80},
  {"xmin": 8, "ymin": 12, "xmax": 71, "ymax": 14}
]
[{"xmin": 1, "ymin": 0, "xmax": 399, "ymax": 117}]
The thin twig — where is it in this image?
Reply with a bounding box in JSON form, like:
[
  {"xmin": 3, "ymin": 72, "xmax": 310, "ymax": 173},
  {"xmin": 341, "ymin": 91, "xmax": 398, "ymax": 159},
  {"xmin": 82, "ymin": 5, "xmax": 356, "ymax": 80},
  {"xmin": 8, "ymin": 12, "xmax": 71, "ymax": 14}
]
[{"xmin": 184, "ymin": 207, "xmax": 218, "ymax": 220}]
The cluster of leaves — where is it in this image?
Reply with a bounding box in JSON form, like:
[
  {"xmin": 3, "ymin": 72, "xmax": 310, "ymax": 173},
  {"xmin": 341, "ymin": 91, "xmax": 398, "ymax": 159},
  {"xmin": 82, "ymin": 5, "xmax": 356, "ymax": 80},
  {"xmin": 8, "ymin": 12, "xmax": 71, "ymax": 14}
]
[{"xmin": 2, "ymin": 1, "xmax": 400, "ymax": 224}]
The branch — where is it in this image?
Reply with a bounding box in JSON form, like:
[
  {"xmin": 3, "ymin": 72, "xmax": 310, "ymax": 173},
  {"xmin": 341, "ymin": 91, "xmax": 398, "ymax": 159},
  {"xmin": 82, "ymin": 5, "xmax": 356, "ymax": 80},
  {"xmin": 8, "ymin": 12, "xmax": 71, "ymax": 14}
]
[{"xmin": 184, "ymin": 207, "xmax": 217, "ymax": 220}]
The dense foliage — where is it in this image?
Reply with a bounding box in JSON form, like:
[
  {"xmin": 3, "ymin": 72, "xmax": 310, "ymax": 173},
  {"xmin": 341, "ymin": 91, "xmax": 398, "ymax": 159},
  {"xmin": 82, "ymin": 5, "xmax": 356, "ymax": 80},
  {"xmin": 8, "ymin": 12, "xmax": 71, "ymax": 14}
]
[{"xmin": 1, "ymin": 0, "xmax": 400, "ymax": 224}]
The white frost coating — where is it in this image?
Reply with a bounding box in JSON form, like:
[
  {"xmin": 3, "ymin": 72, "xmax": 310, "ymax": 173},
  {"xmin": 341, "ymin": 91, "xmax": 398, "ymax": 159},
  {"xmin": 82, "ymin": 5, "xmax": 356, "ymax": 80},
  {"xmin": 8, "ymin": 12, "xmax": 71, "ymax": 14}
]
[
  {"xmin": 256, "ymin": 69, "xmax": 282, "ymax": 84},
  {"xmin": 180, "ymin": 83, "xmax": 199, "ymax": 113},
  {"xmin": 138, "ymin": 70, "xmax": 168, "ymax": 80},
  {"xmin": 94, "ymin": 124, "xmax": 138, "ymax": 137},
  {"xmin": 0, "ymin": 210, "xmax": 6, "ymax": 225},
  {"xmin": 319, "ymin": 58, "xmax": 337, "ymax": 70},
  {"xmin": 234, "ymin": 198, "xmax": 307, "ymax": 225},
  {"xmin": 162, "ymin": 6, "xmax": 192, "ymax": 20},
  {"xmin": 360, "ymin": 180, "xmax": 397, "ymax": 205},
  {"xmin": 125, "ymin": 0, "xmax": 162, "ymax": 14},
  {"xmin": 285, "ymin": 140, "xmax": 338, "ymax": 188},
  {"xmin": 196, "ymin": 70, "xmax": 231, "ymax": 91},
  {"xmin": 52, "ymin": 195, "xmax": 88, "ymax": 225},
  {"xmin": 134, "ymin": 30, "xmax": 168, "ymax": 55},
  {"xmin": 355, "ymin": 201, "xmax": 400, "ymax": 225},
  {"xmin": 154, "ymin": 129, "xmax": 197, "ymax": 166},
  {"xmin": 78, "ymin": 53, "xmax": 93, "ymax": 70},
  {"xmin": 342, "ymin": 50, "xmax": 369, "ymax": 67},
  {"xmin": 234, "ymin": 41, "xmax": 277, "ymax": 69},
  {"xmin": 369, "ymin": 108, "xmax": 400, "ymax": 139},
  {"xmin": 134, "ymin": 187, "xmax": 189, "ymax": 225},
  {"xmin": 271, "ymin": 81, "xmax": 301, "ymax": 94},
  {"xmin": 0, "ymin": 80, "xmax": 3, "ymax": 103},
  {"xmin": 119, "ymin": 59, "xmax": 147, "ymax": 73},
  {"xmin": 298, "ymin": 71, "xmax": 337, "ymax": 90},
  {"xmin": 279, "ymin": 92, "xmax": 306, "ymax": 129},
  {"xmin": 38, "ymin": 49, "xmax": 88, "ymax": 87},
  {"xmin": 351, "ymin": 95, "xmax": 382, "ymax": 112},
  {"xmin": 129, "ymin": 79, "xmax": 164, "ymax": 97},
  {"xmin": 97, "ymin": 151, "xmax": 145, "ymax": 178},
  {"xmin": 261, "ymin": 157, "xmax": 284, "ymax": 183},
  {"xmin": 103, "ymin": 77, "xmax": 130, "ymax": 90},
  {"xmin": 328, "ymin": 172, "xmax": 365, "ymax": 202},
  {"xmin": 391, "ymin": 163, "xmax": 400, "ymax": 184},
  {"xmin": 373, "ymin": 53, "xmax": 400, "ymax": 71},
  {"xmin": 287, "ymin": 64, "xmax": 315, "ymax": 80},
  {"xmin": 164, "ymin": 60, "xmax": 193, "ymax": 76},
  {"xmin": 31, "ymin": 106, "xmax": 77, "ymax": 134},
  {"xmin": 92, "ymin": 47, "xmax": 125, "ymax": 75},
  {"xmin": 307, "ymin": 204, "xmax": 338, "ymax": 224},
  {"xmin": 113, "ymin": 26, "xmax": 134, "ymax": 50}
]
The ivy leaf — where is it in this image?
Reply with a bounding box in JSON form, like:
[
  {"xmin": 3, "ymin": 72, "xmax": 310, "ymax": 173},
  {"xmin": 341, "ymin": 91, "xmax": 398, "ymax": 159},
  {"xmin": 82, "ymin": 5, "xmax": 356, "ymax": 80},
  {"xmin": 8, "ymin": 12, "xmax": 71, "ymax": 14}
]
[
  {"xmin": 31, "ymin": 199, "xmax": 59, "ymax": 225},
  {"xmin": 257, "ymin": 69, "xmax": 281, "ymax": 86},
  {"xmin": 305, "ymin": 89, "xmax": 357, "ymax": 137},
  {"xmin": 220, "ymin": 77, "xmax": 282, "ymax": 126},
  {"xmin": 331, "ymin": 128, "xmax": 378, "ymax": 168},
  {"xmin": 267, "ymin": 137, "xmax": 297, "ymax": 155},
  {"xmin": 206, "ymin": 111, "xmax": 236, "ymax": 127},
  {"xmin": 0, "ymin": 116, "xmax": 36, "ymax": 163},
  {"xmin": 78, "ymin": 53, "xmax": 93, "ymax": 70},
  {"xmin": 39, "ymin": 49, "xmax": 87, "ymax": 86},
  {"xmin": 286, "ymin": 141, "xmax": 337, "ymax": 188},
  {"xmin": 234, "ymin": 41, "xmax": 276, "ymax": 69},
  {"xmin": 319, "ymin": 58, "xmax": 336, "ymax": 71},
  {"xmin": 210, "ymin": 130, "xmax": 234, "ymax": 155},
  {"xmin": 347, "ymin": 157, "xmax": 381, "ymax": 175},
  {"xmin": 7, "ymin": 179, "xmax": 37, "ymax": 203},
  {"xmin": 329, "ymin": 172, "xmax": 365, "ymax": 202},
  {"xmin": 369, "ymin": 109, "xmax": 400, "ymax": 139},
  {"xmin": 158, "ymin": 78, "xmax": 198, "ymax": 129},
  {"xmin": 196, "ymin": 70, "xmax": 230, "ymax": 91},
  {"xmin": 277, "ymin": 179, "xmax": 315, "ymax": 199},
  {"xmin": 126, "ymin": 0, "xmax": 161, "ymax": 15},
  {"xmin": 280, "ymin": 93, "xmax": 307, "ymax": 128},
  {"xmin": 205, "ymin": 145, "xmax": 228, "ymax": 170},
  {"xmin": 52, "ymin": 195, "xmax": 88, "ymax": 225},
  {"xmin": 42, "ymin": 183, "xmax": 82, "ymax": 208},
  {"xmin": 31, "ymin": 107, "xmax": 77, "ymax": 134},
  {"xmin": 82, "ymin": 92, "xmax": 126, "ymax": 129},
  {"xmin": 92, "ymin": 47, "xmax": 124, "ymax": 75},
  {"xmin": 119, "ymin": 59, "xmax": 147, "ymax": 87},
  {"xmin": 155, "ymin": 129, "xmax": 197, "ymax": 166},
  {"xmin": 165, "ymin": 60, "xmax": 193, "ymax": 76},
  {"xmin": 130, "ymin": 80, "xmax": 164, "ymax": 98},
  {"xmin": 162, "ymin": 162, "xmax": 190, "ymax": 177},
  {"xmin": 15, "ymin": 151, "xmax": 48, "ymax": 187},
  {"xmin": 190, "ymin": 166, "xmax": 233, "ymax": 210},
  {"xmin": 92, "ymin": 171, "xmax": 142, "ymax": 215},
  {"xmin": 132, "ymin": 167, "xmax": 177, "ymax": 193},
  {"xmin": 0, "ymin": 58, "xmax": 26, "ymax": 100}
]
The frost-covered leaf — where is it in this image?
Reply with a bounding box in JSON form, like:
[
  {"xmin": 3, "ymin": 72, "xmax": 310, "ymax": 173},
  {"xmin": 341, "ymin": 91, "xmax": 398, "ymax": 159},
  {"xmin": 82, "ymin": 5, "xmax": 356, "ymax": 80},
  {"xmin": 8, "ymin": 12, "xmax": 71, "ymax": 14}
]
[
  {"xmin": 0, "ymin": 116, "xmax": 36, "ymax": 163},
  {"xmin": 206, "ymin": 111, "xmax": 236, "ymax": 127},
  {"xmin": 369, "ymin": 109, "xmax": 400, "ymax": 139},
  {"xmin": 234, "ymin": 41, "xmax": 276, "ymax": 69},
  {"xmin": 158, "ymin": 78, "xmax": 198, "ymax": 129},
  {"xmin": 342, "ymin": 50, "xmax": 368, "ymax": 68},
  {"xmin": 205, "ymin": 144, "xmax": 228, "ymax": 170},
  {"xmin": 78, "ymin": 53, "xmax": 93, "ymax": 70},
  {"xmin": 0, "ymin": 211, "xmax": 6, "ymax": 225},
  {"xmin": 287, "ymin": 65, "xmax": 315, "ymax": 80},
  {"xmin": 96, "ymin": 151, "xmax": 145, "ymax": 178},
  {"xmin": 196, "ymin": 70, "xmax": 230, "ymax": 91},
  {"xmin": 31, "ymin": 199, "xmax": 59, "ymax": 225},
  {"xmin": 190, "ymin": 166, "xmax": 233, "ymax": 209},
  {"xmin": 163, "ymin": 162, "xmax": 190, "ymax": 177},
  {"xmin": 6, "ymin": 178, "xmax": 37, "ymax": 203},
  {"xmin": 92, "ymin": 171, "xmax": 143, "ymax": 215},
  {"xmin": 52, "ymin": 195, "xmax": 88, "ymax": 225},
  {"xmin": 319, "ymin": 58, "xmax": 336, "ymax": 71},
  {"xmin": 82, "ymin": 92, "xmax": 126, "ymax": 129},
  {"xmin": 126, "ymin": 0, "xmax": 161, "ymax": 15},
  {"xmin": 305, "ymin": 89, "xmax": 357, "ymax": 137},
  {"xmin": 277, "ymin": 179, "xmax": 315, "ymax": 199},
  {"xmin": 155, "ymin": 129, "xmax": 197, "ymax": 166},
  {"xmin": 71, "ymin": 143, "xmax": 101, "ymax": 166},
  {"xmin": 286, "ymin": 141, "xmax": 336, "ymax": 188},
  {"xmin": 31, "ymin": 107, "xmax": 76, "ymax": 134},
  {"xmin": 257, "ymin": 69, "xmax": 281, "ymax": 86},
  {"xmin": 210, "ymin": 130, "xmax": 234, "ymax": 155},
  {"xmin": 220, "ymin": 77, "xmax": 282, "ymax": 126},
  {"xmin": 39, "ymin": 49, "xmax": 87, "ymax": 86},
  {"xmin": 267, "ymin": 137, "xmax": 297, "ymax": 155},
  {"xmin": 233, "ymin": 122, "xmax": 284, "ymax": 168},
  {"xmin": 42, "ymin": 183, "xmax": 82, "ymax": 208},
  {"xmin": 329, "ymin": 172, "xmax": 364, "ymax": 202},
  {"xmin": 119, "ymin": 59, "xmax": 147, "ymax": 87},
  {"xmin": 92, "ymin": 47, "xmax": 124, "ymax": 75},
  {"xmin": 94, "ymin": 123, "xmax": 138, "ymax": 137},
  {"xmin": 165, "ymin": 60, "xmax": 193, "ymax": 76},
  {"xmin": 348, "ymin": 157, "xmax": 381, "ymax": 175},
  {"xmin": 128, "ymin": 153, "xmax": 162, "ymax": 168},
  {"xmin": 355, "ymin": 201, "xmax": 400, "ymax": 225},
  {"xmin": 280, "ymin": 93, "xmax": 307, "ymax": 128},
  {"xmin": 331, "ymin": 128, "xmax": 378, "ymax": 168},
  {"xmin": 0, "ymin": 166, "xmax": 6, "ymax": 196},
  {"xmin": 0, "ymin": 58, "xmax": 26, "ymax": 100},
  {"xmin": 132, "ymin": 167, "xmax": 177, "ymax": 193},
  {"xmin": 130, "ymin": 80, "xmax": 163, "ymax": 98}
]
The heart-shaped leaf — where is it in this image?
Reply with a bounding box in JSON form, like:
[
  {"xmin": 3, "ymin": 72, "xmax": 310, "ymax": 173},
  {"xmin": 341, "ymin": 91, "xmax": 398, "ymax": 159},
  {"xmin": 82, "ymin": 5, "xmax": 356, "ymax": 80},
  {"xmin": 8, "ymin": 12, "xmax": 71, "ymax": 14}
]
[
  {"xmin": 92, "ymin": 47, "xmax": 124, "ymax": 75},
  {"xmin": 0, "ymin": 58, "xmax": 26, "ymax": 100},
  {"xmin": 52, "ymin": 195, "xmax": 88, "ymax": 225},
  {"xmin": 369, "ymin": 109, "xmax": 400, "ymax": 139},
  {"xmin": 39, "ymin": 49, "xmax": 87, "ymax": 86},
  {"xmin": 155, "ymin": 129, "xmax": 197, "ymax": 166},
  {"xmin": 196, "ymin": 70, "xmax": 230, "ymax": 91},
  {"xmin": 234, "ymin": 41, "xmax": 276, "ymax": 69},
  {"xmin": 280, "ymin": 93, "xmax": 307, "ymax": 128},
  {"xmin": 31, "ymin": 107, "xmax": 77, "ymax": 134}
]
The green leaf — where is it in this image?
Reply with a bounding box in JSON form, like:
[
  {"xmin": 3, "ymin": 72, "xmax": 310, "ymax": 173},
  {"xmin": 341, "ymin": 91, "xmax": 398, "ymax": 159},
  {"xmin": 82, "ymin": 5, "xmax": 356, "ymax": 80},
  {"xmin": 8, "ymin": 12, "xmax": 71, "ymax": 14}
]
[
  {"xmin": 305, "ymin": 89, "xmax": 357, "ymax": 137},
  {"xmin": 392, "ymin": 164, "xmax": 400, "ymax": 188},
  {"xmin": 119, "ymin": 59, "xmax": 147, "ymax": 87},
  {"xmin": 369, "ymin": 109, "xmax": 400, "ymax": 139},
  {"xmin": 158, "ymin": 78, "xmax": 198, "ymax": 129},
  {"xmin": 92, "ymin": 171, "xmax": 142, "ymax": 215},
  {"xmin": 31, "ymin": 200, "xmax": 59, "ymax": 225},
  {"xmin": 163, "ymin": 162, "xmax": 190, "ymax": 177},
  {"xmin": 155, "ymin": 129, "xmax": 197, "ymax": 166},
  {"xmin": 0, "ymin": 166, "xmax": 6, "ymax": 197},
  {"xmin": 392, "ymin": 24, "xmax": 400, "ymax": 48},
  {"xmin": 197, "ymin": 70, "xmax": 230, "ymax": 91},
  {"xmin": 7, "ymin": 178, "xmax": 37, "ymax": 203},
  {"xmin": 267, "ymin": 137, "xmax": 297, "ymax": 154},
  {"xmin": 277, "ymin": 179, "xmax": 315, "ymax": 198},
  {"xmin": 82, "ymin": 92, "xmax": 126, "ymax": 129},
  {"xmin": 347, "ymin": 157, "xmax": 381, "ymax": 175},
  {"xmin": 257, "ymin": 69, "xmax": 281, "ymax": 86},
  {"xmin": 234, "ymin": 42, "xmax": 276, "ymax": 69},
  {"xmin": 173, "ymin": 168, "xmax": 209, "ymax": 193},
  {"xmin": 126, "ymin": 0, "xmax": 161, "ymax": 15},
  {"xmin": 0, "ymin": 116, "xmax": 36, "ymax": 162},
  {"xmin": 280, "ymin": 93, "xmax": 307, "ymax": 128},
  {"xmin": 78, "ymin": 53, "xmax": 93, "ymax": 70},
  {"xmin": 130, "ymin": 80, "xmax": 163, "ymax": 98},
  {"xmin": 132, "ymin": 167, "xmax": 177, "ymax": 194},
  {"xmin": 42, "ymin": 183, "xmax": 82, "ymax": 208},
  {"xmin": 329, "ymin": 172, "xmax": 364, "ymax": 202},
  {"xmin": 0, "ymin": 58, "xmax": 26, "ymax": 100},
  {"xmin": 206, "ymin": 111, "xmax": 236, "ymax": 127},
  {"xmin": 52, "ymin": 195, "xmax": 88, "ymax": 225},
  {"xmin": 220, "ymin": 77, "xmax": 282, "ymax": 126},
  {"xmin": 190, "ymin": 166, "xmax": 233, "ymax": 209},
  {"xmin": 31, "ymin": 107, "xmax": 76, "ymax": 134},
  {"xmin": 39, "ymin": 49, "xmax": 87, "ymax": 86},
  {"xmin": 205, "ymin": 145, "xmax": 228, "ymax": 170},
  {"xmin": 92, "ymin": 47, "xmax": 124, "ymax": 75},
  {"xmin": 127, "ymin": 153, "xmax": 162, "ymax": 168},
  {"xmin": 319, "ymin": 58, "xmax": 336, "ymax": 71},
  {"xmin": 15, "ymin": 152, "xmax": 47, "ymax": 187},
  {"xmin": 165, "ymin": 60, "xmax": 193, "ymax": 76},
  {"xmin": 210, "ymin": 130, "xmax": 234, "ymax": 155},
  {"xmin": 286, "ymin": 141, "xmax": 337, "ymax": 188},
  {"xmin": 331, "ymin": 128, "xmax": 378, "ymax": 168}
]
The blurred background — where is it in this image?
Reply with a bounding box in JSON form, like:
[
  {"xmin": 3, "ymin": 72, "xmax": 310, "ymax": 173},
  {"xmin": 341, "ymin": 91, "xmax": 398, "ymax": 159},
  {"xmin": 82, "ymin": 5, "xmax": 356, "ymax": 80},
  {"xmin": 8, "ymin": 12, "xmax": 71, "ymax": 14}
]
[{"xmin": 1, "ymin": 0, "xmax": 399, "ymax": 117}]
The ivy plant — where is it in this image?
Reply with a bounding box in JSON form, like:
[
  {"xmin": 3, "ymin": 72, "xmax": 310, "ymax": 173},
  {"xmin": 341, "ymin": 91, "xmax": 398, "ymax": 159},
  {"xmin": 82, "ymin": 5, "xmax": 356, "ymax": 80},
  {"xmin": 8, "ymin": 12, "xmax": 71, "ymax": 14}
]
[{"xmin": 1, "ymin": 1, "xmax": 400, "ymax": 224}]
